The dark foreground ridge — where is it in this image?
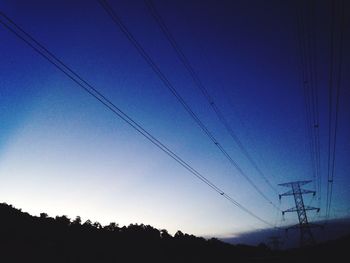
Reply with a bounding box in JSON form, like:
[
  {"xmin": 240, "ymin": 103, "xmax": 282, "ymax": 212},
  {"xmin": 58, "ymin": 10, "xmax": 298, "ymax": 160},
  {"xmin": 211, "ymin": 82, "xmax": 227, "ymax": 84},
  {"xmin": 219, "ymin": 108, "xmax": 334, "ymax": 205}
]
[{"xmin": 0, "ymin": 203, "xmax": 349, "ymax": 263}]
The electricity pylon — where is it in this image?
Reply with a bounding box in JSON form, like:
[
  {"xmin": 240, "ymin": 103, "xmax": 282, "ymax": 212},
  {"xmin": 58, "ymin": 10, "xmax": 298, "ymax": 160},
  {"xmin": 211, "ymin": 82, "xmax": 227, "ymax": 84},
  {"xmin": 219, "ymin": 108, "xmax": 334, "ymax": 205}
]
[{"xmin": 279, "ymin": 180, "xmax": 320, "ymax": 247}]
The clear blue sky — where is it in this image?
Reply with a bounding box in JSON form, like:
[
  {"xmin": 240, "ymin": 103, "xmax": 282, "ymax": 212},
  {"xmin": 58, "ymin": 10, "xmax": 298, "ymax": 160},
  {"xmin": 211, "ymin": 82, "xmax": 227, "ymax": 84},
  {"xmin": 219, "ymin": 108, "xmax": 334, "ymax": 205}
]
[{"xmin": 0, "ymin": 0, "xmax": 349, "ymax": 240}]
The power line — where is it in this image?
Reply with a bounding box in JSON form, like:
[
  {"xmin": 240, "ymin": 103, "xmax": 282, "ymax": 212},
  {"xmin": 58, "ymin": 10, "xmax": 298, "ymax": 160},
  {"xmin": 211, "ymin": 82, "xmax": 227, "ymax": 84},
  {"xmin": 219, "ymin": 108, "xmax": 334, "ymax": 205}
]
[
  {"xmin": 295, "ymin": 0, "xmax": 321, "ymax": 199},
  {"xmin": 144, "ymin": 0, "xmax": 278, "ymax": 194},
  {"xmin": 0, "ymin": 11, "xmax": 276, "ymax": 227},
  {"xmin": 326, "ymin": 0, "xmax": 336, "ymax": 221},
  {"xmin": 307, "ymin": 0, "xmax": 322, "ymax": 204},
  {"xmin": 326, "ymin": 0, "xmax": 345, "ymax": 220},
  {"xmin": 97, "ymin": 0, "xmax": 280, "ymax": 210},
  {"xmin": 295, "ymin": 2, "xmax": 316, "ymax": 187}
]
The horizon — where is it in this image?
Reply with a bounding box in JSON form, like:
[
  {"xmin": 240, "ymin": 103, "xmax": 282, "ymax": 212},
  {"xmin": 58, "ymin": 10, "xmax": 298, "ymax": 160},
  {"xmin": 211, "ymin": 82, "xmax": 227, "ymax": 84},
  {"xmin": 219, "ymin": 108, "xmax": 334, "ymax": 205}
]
[{"xmin": 2, "ymin": 201, "xmax": 350, "ymax": 248}]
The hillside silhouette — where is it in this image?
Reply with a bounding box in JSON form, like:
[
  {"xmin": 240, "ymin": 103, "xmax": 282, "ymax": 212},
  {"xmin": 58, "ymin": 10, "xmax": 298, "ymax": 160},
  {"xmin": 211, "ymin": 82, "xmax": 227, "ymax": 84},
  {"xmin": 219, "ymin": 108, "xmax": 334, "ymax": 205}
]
[{"xmin": 0, "ymin": 202, "xmax": 349, "ymax": 263}]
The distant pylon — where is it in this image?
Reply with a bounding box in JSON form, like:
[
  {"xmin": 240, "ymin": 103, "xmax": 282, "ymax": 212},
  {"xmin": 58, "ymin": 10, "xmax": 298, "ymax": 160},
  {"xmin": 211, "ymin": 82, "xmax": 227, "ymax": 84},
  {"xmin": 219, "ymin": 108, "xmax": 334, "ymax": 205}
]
[
  {"xmin": 268, "ymin": 236, "xmax": 283, "ymax": 250},
  {"xmin": 279, "ymin": 180, "xmax": 320, "ymax": 247}
]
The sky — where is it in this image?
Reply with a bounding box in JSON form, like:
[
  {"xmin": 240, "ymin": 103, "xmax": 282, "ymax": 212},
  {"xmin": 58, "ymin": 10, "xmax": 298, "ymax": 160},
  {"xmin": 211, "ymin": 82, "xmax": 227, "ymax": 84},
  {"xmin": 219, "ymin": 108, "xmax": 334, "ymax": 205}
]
[{"xmin": 0, "ymin": 0, "xmax": 349, "ymax": 242}]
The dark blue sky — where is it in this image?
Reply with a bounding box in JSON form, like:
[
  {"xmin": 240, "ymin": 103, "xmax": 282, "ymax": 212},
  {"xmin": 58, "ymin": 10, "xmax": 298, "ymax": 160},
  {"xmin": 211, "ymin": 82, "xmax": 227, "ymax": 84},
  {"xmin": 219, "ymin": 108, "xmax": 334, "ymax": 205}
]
[{"xmin": 0, "ymin": 0, "xmax": 349, "ymax": 240}]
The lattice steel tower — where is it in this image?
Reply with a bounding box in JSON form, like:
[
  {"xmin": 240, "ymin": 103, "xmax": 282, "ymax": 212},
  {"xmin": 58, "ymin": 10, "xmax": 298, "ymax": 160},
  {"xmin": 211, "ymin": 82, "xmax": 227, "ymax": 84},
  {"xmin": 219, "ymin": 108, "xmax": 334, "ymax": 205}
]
[{"xmin": 279, "ymin": 180, "xmax": 320, "ymax": 247}]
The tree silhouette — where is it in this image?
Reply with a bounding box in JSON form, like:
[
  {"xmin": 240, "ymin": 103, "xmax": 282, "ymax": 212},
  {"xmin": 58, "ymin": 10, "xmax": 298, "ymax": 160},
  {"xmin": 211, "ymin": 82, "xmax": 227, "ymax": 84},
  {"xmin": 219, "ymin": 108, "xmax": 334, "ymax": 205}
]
[
  {"xmin": 93, "ymin": 221, "xmax": 102, "ymax": 229},
  {"xmin": 40, "ymin": 213, "xmax": 48, "ymax": 219},
  {"xmin": 72, "ymin": 216, "xmax": 81, "ymax": 225},
  {"xmin": 104, "ymin": 222, "xmax": 119, "ymax": 232},
  {"xmin": 55, "ymin": 215, "xmax": 71, "ymax": 226},
  {"xmin": 0, "ymin": 202, "xmax": 348, "ymax": 263}
]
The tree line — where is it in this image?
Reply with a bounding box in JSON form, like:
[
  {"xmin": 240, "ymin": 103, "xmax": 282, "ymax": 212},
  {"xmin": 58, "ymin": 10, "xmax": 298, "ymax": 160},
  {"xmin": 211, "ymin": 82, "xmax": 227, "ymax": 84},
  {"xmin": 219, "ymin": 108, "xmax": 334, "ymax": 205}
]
[{"xmin": 0, "ymin": 202, "xmax": 348, "ymax": 263}]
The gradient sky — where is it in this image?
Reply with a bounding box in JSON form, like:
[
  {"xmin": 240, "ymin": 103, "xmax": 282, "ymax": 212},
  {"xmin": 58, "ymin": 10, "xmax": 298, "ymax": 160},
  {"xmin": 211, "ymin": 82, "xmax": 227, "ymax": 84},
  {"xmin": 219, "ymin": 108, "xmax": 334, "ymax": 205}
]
[{"xmin": 0, "ymin": 0, "xmax": 349, "ymax": 240}]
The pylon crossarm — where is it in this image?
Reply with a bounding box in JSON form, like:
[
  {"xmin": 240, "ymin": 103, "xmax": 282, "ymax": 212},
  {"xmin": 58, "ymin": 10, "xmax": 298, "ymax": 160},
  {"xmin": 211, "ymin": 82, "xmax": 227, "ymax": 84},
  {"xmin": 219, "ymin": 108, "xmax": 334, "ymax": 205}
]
[
  {"xmin": 279, "ymin": 189, "xmax": 316, "ymax": 199},
  {"xmin": 279, "ymin": 190, "xmax": 294, "ymax": 198},
  {"xmin": 304, "ymin": 206, "xmax": 320, "ymax": 212},
  {"xmin": 299, "ymin": 189, "xmax": 316, "ymax": 195},
  {"xmin": 278, "ymin": 180, "xmax": 312, "ymax": 187},
  {"xmin": 282, "ymin": 207, "xmax": 298, "ymax": 214}
]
